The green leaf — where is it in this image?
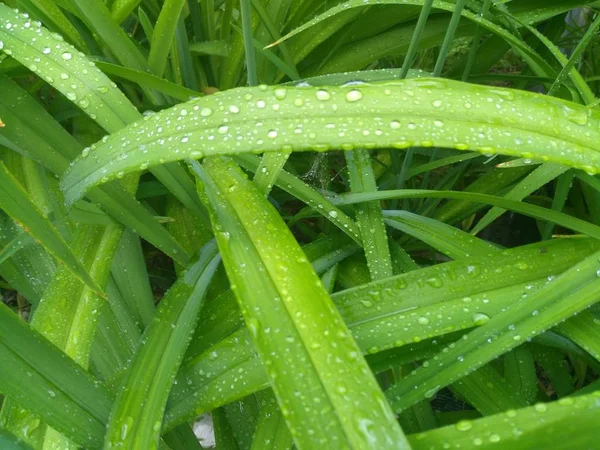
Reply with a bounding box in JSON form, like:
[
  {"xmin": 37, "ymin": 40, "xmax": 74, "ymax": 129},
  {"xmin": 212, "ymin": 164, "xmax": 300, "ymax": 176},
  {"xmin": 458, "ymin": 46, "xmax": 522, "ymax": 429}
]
[
  {"xmin": 193, "ymin": 157, "xmax": 410, "ymax": 449},
  {"xmin": 0, "ymin": 302, "xmax": 113, "ymax": 449},
  {"xmin": 148, "ymin": 0, "xmax": 187, "ymax": 77},
  {"xmin": 1, "ymin": 224, "xmax": 121, "ymax": 448},
  {"xmin": 0, "ymin": 429, "xmax": 34, "ymax": 450},
  {"xmin": 407, "ymin": 391, "xmax": 600, "ymax": 449},
  {"xmin": 0, "ymin": 162, "xmax": 102, "ymax": 294},
  {"xmin": 385, "ymin": 249, "xmax": 600, "ymax": 413},
  {"xmin": 61, "ymin": 79, "xmax": 600, "ymax": 205},
  {"xmin": 104, "ymin": 241, "xmax": 220, "ymax": 449},
  {"xmin": 346, "ymin": 149, "xmax": 393, "ymax": 280}
]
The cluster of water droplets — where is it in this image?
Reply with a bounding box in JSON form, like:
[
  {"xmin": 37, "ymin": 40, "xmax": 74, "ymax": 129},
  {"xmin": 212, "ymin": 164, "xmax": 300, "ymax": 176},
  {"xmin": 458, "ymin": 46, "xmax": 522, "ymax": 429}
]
[
  {"xmin": 0, "ymin": 6, "xmax": 132, "ymax": 128},
  {"xmin": 63, "ymin": 72, "xmax": 600, "ymax": 204}
]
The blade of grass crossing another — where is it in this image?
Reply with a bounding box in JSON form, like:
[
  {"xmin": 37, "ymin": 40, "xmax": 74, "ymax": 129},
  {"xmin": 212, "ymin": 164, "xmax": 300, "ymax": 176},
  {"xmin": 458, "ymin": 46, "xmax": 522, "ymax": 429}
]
[
  {"xmin": 1, "ymin": 224, "xmax": 121, "ymax": 448},
  {"xmin": 0, "ymin": 162, "xmax": 102, "ymax": 294},
  {"xmin": 407, "ymin": 391, "xmax": 600, "ymax": 449},
  {"xmin": 345, "ymin": 149, "xmax": 393, "ymax": 280},
  {"xmin": 61, "ymin": 79, "xmax": 600, "ymax": 204},
  {"xmin": 148, "ymin": 0, "xmax": 187, "ymax": 77},
  {"xmin": 384, "ymin": 249, "xmax": 600, "ymax": 413},
  {"xmin": 192, "ymin": 157, "xmax": 410, "ymax": 449},
  {"xmin": 104, "ymin": 241, "xmax": 221, "ymax": 449}
]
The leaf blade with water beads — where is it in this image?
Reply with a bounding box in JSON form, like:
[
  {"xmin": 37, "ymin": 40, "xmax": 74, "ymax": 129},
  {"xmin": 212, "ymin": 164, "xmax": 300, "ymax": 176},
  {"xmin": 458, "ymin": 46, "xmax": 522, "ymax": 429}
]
[
  {"xmin": 384, "ymin": 248, "xmax": 600, "ymax": 413},
  {"xmin": 61, "ymin": 78, "xmax": 600, "ymax": 206},
  {"xmin": 104, "ymin": 241, "xmax": 220, "ymax": 450},
  {"xmin": 0, "ymin": 302, "xmax": 112, "ymax": 449},
  {"xmin": 193, "ymin": 157, "xmax": 410, "ymax": 449},
  {"xmin": 0, "ymin": 162, "xmax": 102, "ymax": 294},
  {"xmin": 346, "ymin": 149, "xmax": 393, "ymax": 280},
  {"xmin": 0, "ymin": 5, "xmax": 206, "ymax": 251},
  {"xmin": 0, "ymin": 224, "xmax": 121, "ymax": 449},
  {"xmin": 163, "ymin": 237, "xmax": 600, "ymax": 428},
  {"xmin": 407, "ymin": 391, "xmax": 600, "ymax": 449},
  {"xmin": 0, "ymin": 29, "xmax": 190, "ymax": 265}
]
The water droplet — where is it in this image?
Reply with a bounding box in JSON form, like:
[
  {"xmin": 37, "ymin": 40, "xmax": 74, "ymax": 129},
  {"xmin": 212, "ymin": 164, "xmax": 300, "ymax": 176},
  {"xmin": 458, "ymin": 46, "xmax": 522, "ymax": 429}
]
[
  {"xmin": 200, "ymin": 107, "xmax": 212, "ymax": 117},
  {"xmin": 267, "ymin": 130, "xmax": 278, "ymax": 139},
  {"xmin": 472, "ymin": 313, "xmax": 490, "ymax": 326},
  {"xmin": 316, "ymin": 89, "xmax": 331, "ymax": 101},
  {"xmin": 61, "ymin": 52, "xmax": 72, "ymax": 60},
  {"xmin": 346, "ymin": 89, "xmax": 363, "ymax": 102},
  {"xmin": 180, "ymin": 108, "xmax": 188, "ymax": 116},
  {"xmin": 534, "ymin": 403, "xmax": 547, "ymax": 413},
  {"xmin": 218, "ymin": 125, "xmax": 229, "ymax": 134},
  {"xmin": 455, "ymin": 420, "xmax": 472, "ymax": 431},
  {"xmin": 328, "ymin": 210, "xmax": 339, "ymax": 219},
  {"xmin": 432, "ymin": 100, "xmax": 442, "ymax": 108},
  {"xmin": 418, "ymin": 317, "xmax": 429, "ymax": 325},
  {"xmin": 424, "ymin": 386, "xmax": 439, "ymax": 398},
  {"xmin": 274, "ymin": 88, "xmax": 287, "ymax": 100},
  {"xmin": 229, "ymin": 105, "xmax": 240, "ymax": 114}
]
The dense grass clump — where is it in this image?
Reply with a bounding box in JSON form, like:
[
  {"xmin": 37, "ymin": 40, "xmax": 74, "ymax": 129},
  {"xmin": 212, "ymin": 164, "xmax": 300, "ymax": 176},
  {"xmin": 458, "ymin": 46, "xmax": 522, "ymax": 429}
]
[{"xmin": 1, "ymin": 1, "xmax": 600, "ymax": 449}]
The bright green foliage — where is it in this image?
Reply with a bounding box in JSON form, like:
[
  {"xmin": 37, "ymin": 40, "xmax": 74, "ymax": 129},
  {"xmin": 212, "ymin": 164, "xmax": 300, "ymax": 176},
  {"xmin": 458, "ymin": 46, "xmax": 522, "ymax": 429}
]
[{"xmin": 1, "ymin": 1, "xmax": 600, "ymax": 450}]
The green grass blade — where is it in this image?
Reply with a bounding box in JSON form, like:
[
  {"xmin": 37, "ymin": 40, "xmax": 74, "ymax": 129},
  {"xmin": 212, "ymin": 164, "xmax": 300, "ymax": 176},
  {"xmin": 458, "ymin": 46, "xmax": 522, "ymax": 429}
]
[
  {"xmin": 0, "ymin": 302, "xmax": 112, "ymax": 449},
  {"xmin": 1, "ymin": 224, "xmax": 120, "ymax": 448},
  {"xmin": 0, "ymin": 429, "xmax": 34, "ymax": 450},
  {"xmin": 104, "ymin": 241, "xmax": 220, "ymax": 450},
  {"xmin": 472, "ymin": 163, "xmax": 568, "ymax": 235},
  {"xmin": 0, "ymin": 211, "xmax": 55, "ymax": 303},
  {"xmin": 236, "ymin": 154, "xmax": 361, "ymax": 243},
  {"xmin": 451, "ymin": 363, "xmax": 528, "ymax": 415},
  {"xmin": 383, "ymin": 211, "xmax": 499, "ymax": 260},
  {"xmin": 555, "ymin": 311, "xmax": 600, "ymax": 362},
  {"xmin": 251, "ymin": 390, "xmax": 293, "ymax": 450},
  {"xmin": 110, "ymin": 229, "xmax": 156, "ymax": 329},
  {"xmin": 0, "ymin": 162, "xmax": 102, "ymax": 294},
  {"xmin": 346, "ymin": 149, "xmax": 393, "ymax": 280},
  {"xmin": 335, "ymin": 189, "xmax": 600, "ymax": 241},
  {"xmin": 193, "ymin": 157, "xmax": 410, "ymax": 449},
  {"xmin": 0, "ymin": 4, "xmax": 140, "ymax": 131},
  {"xmin": 148, "ymin": 0, "xmax": 187, "ymax": 77},
  {"xmin": 253, "ymin": 151, "xmax": 291, "ymax": 196},
  {"xmin": 504, "ymin": 346, "xmax": 538, "ymax": 405},
  {"xmin": 61, "ymin": 79, "xmax": 600, "ymax": 205},
  {"xmin": 95, "ymin": 60, "xmax": 200, "ymax": 101},
  {"xmin": 432, "ymin": 0, "xmax": 466, "ymax": 76},
  {"xmin": 407, "ymin": 391, "xmax": 600, "ymax": 449},
  {"xmin": 385, "ymin": 249, "xmax": 600, "ymax": 413},
  {"xmin": 70, "ymin": 0, "xmax": 152, "ymax": 75},
  {"xmin": 399, "ymin": 0, "xmax": 433, "ymax": 78},
  {"xmin": 111, "ymin": 0, "xmax": 143, "ymax": 24}
]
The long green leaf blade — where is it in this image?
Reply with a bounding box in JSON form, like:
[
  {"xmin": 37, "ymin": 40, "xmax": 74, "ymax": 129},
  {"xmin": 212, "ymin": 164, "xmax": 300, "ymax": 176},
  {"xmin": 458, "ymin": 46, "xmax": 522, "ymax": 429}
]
[
  {"xmin": 0, "ymin": 162, "xmax": 101, "ymax": 293},
  {"xmin": 193, "ymin": 157, "xmax": 410, "ymax": 449},
  {"xmin": 62, "ymin": 79, "xmax": 600, "ymax": 205}
]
